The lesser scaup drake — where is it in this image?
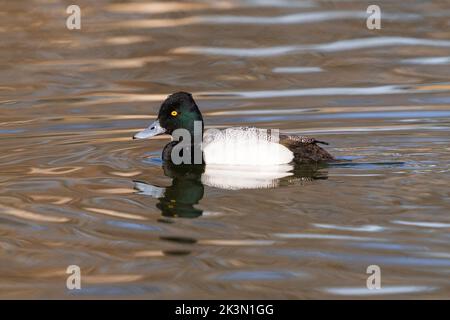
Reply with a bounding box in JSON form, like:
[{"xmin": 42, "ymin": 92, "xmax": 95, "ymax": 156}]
[{"xmin": 133, "ymin": 92, "xmax": 334, "ymax": 165}]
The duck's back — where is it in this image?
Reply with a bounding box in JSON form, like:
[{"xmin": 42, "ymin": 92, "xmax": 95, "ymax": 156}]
[
  {"xmin": 202, "ymin": 127, "xmax": 293, "ymax": 165},
  {"xmin": 278, "ymin": 134, "xmax": 334, "ymax": 163}
]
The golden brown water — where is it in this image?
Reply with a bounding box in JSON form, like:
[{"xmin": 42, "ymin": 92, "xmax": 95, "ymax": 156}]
[{"xmin": 1, "ymin": 0, "xmax": 450, "ymax": 299}]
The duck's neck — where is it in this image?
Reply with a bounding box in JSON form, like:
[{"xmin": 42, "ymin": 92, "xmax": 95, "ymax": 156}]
[{"xmin": 180, "ymin": 117, "xmax": 204, "ymax": 146}]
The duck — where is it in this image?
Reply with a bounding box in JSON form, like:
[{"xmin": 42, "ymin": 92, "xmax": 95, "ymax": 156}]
[{"xmin": 133, "ymin": 92, "xmax": 334, "ymax": 165}]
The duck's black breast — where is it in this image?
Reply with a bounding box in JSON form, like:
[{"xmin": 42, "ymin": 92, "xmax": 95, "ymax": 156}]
[{"xmin": 162, "ymin": 141, "xmax": 178, "ymax": 162}]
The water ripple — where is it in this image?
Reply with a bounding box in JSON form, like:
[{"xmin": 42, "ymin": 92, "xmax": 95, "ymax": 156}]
[
  {"xmin": 173, "ymin": 37, "xmax": 450, "ymax": 57},
  {"xmin": 401, "ymin": 56, "xmax": 450, "ymax": 65},
  {"xmin": 119, "ymin": 11, "xmax": 420, "ymax": 29},
  {"xmin": 324, "ymin": 286, "xmax": 437, "ymax": 296}
]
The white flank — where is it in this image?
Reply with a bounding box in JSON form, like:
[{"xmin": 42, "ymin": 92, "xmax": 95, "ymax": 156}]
[{"xmin": 203, "ymin": 127, "xmax": 294, "ymax": 165}]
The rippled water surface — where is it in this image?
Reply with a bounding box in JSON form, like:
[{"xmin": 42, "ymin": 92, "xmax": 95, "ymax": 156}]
[{"xmin": 1, "ymin": 0, "xmax": 450, "ymax": 298}]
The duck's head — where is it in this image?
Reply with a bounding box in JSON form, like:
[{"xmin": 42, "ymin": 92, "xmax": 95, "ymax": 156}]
[{"xmin": 133, "ymin": 92, "xmax": 203, "ymax": 140}]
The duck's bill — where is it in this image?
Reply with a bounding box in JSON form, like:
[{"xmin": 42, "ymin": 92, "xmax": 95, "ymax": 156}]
[{"xmin": 133, "ymin": 120, "xmax": 166, "ymax": 139}]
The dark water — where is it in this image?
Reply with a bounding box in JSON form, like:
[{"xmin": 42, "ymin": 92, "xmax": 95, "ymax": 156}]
[{"xmin": 1, "ymin": 0, "xmax": 450, "ymax": 298}]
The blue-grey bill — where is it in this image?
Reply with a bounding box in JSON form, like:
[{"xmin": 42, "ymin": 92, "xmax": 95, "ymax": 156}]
[{"xmin": 133, "ymin": 120, "xmax": 166, "ymax": 139}]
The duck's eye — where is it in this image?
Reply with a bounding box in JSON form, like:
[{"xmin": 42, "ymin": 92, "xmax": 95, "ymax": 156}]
[{"xmin": 171, "ymin": 111, "xmax": 178, "ymax": 116}]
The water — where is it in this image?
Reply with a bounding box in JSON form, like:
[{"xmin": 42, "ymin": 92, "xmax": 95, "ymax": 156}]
[{"xmin": 1, "ymin": 0, "xmax": 450, "ymax": 299}]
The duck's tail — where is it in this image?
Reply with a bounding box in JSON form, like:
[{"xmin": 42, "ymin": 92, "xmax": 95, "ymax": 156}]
[{"xmin": 314, "ymin": 139, "xmax": 329, "ymax": 145}]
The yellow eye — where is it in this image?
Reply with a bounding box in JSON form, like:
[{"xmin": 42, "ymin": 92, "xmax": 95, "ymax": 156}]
[{"xmin": 171, "ymin": 111, "xmax": 178, "ymax": 116}]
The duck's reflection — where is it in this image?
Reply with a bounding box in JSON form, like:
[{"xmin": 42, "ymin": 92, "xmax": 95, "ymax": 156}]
[
  {"xmin": 135, "ymin": 162, "xmax": 205, "ymax": 218},
  {"xmin": 134, "ymin": 162, "xmax": 328, "ymax": 218}
]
